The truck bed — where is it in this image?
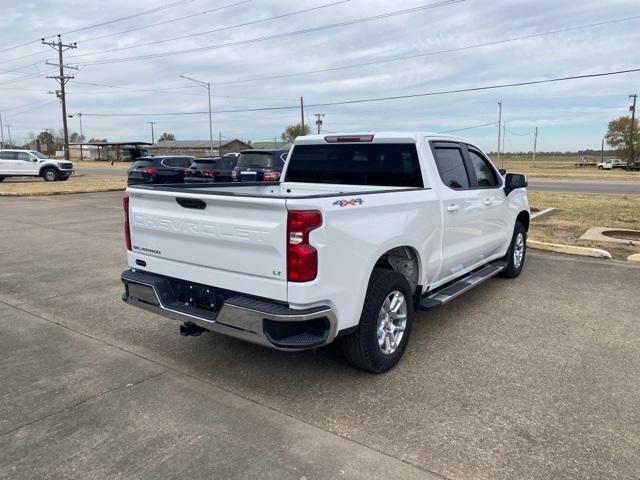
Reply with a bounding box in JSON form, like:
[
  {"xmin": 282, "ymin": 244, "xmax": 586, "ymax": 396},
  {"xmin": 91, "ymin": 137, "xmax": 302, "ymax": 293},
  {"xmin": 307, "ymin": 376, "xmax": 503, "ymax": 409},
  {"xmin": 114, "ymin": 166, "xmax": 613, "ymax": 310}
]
[{"xmin": 128, "ymin": 181, "xmax": 420, "ymax": 199}]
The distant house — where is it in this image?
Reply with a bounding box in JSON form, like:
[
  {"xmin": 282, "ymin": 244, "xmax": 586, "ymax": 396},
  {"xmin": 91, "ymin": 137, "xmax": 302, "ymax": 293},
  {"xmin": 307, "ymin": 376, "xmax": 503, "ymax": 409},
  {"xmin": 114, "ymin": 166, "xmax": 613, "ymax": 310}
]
[{"xmin": 147, "ymin": 139, "xmax": 251, "ymax": 157}]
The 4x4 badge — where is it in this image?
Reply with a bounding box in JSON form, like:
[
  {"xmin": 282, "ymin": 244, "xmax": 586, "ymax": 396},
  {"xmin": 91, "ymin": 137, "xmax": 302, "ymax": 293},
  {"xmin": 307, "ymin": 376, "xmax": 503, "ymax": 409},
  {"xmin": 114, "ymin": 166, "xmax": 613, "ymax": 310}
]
[{"xmin": 333, "ymin": 198, "xmax": 364, "ymax": 207}]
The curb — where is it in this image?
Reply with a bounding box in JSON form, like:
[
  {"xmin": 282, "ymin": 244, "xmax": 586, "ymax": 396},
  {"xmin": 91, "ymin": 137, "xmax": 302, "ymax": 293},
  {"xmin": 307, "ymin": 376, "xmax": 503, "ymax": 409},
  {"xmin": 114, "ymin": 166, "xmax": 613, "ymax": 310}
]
[
  {"xmin": 530, "ymin": 207, "xmax": 557, "ymax": 220},
  {"xmin": 628, "ymin": 254, "xmax": 640, "ymax": 263},
  {"xmin": 0, "ymin": 187, "xmax": 126, "ymax": 197},
  {"xmin": 527, "ymin": 240, "xmax": 612, "ymax": 259}
]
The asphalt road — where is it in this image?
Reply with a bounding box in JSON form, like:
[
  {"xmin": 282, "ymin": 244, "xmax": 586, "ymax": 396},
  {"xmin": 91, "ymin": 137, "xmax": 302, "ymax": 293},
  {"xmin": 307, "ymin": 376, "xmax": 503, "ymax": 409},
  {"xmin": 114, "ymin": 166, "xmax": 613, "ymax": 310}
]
[
  {"xmin": 73, "ymin": 168, "xmax": 640, "ymax": 196},
  {"xmin": 528, "ymin": 179, "xmax": 640, "ymax": 196},
  {"xmin": 1, "ymin": 192, "xmax": 639, "ymax": 479}
]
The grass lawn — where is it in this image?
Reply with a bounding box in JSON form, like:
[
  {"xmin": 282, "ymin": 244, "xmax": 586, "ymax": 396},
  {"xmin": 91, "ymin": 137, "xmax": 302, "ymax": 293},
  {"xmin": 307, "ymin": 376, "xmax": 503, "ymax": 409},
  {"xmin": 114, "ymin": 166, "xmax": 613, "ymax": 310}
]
[
  {"xmin": 0, "ymin": 176, "xmax": 126, "ymax": 196},
  {"xmin": 528, "ymin": 191, "xmax": 640, "ymax": 259},
  {"xmin": 499, "ymin": 156, "xmax": 640, "ymax": 181}
]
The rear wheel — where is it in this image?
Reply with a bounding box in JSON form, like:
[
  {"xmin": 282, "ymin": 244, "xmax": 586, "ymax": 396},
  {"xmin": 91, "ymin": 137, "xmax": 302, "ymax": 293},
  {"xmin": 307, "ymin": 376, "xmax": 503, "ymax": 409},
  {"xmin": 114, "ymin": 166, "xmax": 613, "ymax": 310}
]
[
  {"xmin": 42, "ymin": 168, "xmax": 59, "ymax": 182},
  {"xmin": 499, "ymin": 222, "xmax": 527, "ymax": 278},
  {"xmin": 342, "ymin": 269, "xmax": 413, "ymax": 373}
]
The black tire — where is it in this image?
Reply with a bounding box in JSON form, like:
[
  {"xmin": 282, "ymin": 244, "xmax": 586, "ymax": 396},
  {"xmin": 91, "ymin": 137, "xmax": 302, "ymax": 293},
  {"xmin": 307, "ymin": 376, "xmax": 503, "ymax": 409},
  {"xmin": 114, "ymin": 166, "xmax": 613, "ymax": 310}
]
[
  {"xmin": 341, "ymin": 268, "xmax": 414, "ymax": 373},
  {"xmin": 0, "ymin": 176, "xmax": 5, "ymax": 182},
  {"xmin": 42, "ymin": 168, "xmax": 59, "ymax": 182},
  {"xmin": 499, "ymin": 222, "xmax": 527, "ymax": 278}
]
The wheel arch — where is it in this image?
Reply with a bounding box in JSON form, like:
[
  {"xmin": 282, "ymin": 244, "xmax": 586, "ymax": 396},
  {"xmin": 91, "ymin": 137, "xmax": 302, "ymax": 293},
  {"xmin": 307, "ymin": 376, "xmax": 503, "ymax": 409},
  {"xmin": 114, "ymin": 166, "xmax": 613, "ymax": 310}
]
[
  {"xmin": 516, "ymin": 210, "xmax": 530, "ymax": 231},
  {"xmin": 371, "ymin": 245, "xmax": 422, "ymax": 309},
  {"xmin": 39, "ymin": 164, "xmax": 61, "ymax": 177}
]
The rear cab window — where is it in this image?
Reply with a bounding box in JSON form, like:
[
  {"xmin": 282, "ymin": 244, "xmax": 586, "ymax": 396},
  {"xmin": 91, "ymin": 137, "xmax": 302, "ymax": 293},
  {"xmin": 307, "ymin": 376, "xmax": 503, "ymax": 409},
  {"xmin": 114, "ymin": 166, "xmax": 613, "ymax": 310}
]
[{"xmin": 284, "ymin": 143, "xmax": 423, "ymax": 187}]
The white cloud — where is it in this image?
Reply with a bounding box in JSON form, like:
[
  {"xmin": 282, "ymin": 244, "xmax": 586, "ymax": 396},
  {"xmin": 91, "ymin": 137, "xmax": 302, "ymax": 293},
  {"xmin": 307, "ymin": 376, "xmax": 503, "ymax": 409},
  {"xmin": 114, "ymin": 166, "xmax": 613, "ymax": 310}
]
[{"xmin": 0, "ymin": 0, "xmax": 639, "ymax": 152}]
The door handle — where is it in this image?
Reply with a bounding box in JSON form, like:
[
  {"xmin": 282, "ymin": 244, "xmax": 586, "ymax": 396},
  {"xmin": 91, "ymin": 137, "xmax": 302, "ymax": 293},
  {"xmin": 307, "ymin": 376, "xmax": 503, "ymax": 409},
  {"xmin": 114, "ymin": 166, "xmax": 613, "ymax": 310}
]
[
  {"xmin": 447, "ymin": 204, "xmax": 460, "ymax": 213},
  {"xmin": 482, "ymin": 198, "xmax": 493, "ymax": 206}
]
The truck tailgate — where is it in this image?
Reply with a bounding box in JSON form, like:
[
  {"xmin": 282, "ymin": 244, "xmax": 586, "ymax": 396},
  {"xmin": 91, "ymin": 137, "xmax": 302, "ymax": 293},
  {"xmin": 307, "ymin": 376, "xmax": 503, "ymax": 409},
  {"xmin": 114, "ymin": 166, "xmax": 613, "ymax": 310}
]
[{"xmin": 127, "ymin": 189, "xmax": 288, "ymax": 301}]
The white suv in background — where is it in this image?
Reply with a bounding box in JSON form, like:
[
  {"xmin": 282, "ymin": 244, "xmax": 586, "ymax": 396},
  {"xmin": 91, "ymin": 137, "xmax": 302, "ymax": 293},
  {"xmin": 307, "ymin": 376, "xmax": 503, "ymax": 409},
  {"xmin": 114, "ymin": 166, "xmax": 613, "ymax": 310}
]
[{"xmin": 0, "ymin": 149, "xmax": 74, "ymax": 182}]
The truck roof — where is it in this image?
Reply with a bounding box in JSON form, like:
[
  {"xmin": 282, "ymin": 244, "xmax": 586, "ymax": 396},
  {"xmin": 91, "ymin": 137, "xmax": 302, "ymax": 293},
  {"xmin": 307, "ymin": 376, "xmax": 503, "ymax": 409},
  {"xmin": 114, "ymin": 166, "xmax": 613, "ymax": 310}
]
[{"xmin": 294, "ymin": 132, "xmax": 469, "ymax": 145}]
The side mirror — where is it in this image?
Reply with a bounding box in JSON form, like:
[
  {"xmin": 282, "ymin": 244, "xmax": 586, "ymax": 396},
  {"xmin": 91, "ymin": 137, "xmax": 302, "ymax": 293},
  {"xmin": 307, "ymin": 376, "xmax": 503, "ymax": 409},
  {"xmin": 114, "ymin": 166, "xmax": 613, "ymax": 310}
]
[
  {"xmin": 504, "ymin": 173, "xmax": 527, "ymax": 196},
  {"xmin": 498, "ymin": 168, "xmax": 506, "ymax": 176}
]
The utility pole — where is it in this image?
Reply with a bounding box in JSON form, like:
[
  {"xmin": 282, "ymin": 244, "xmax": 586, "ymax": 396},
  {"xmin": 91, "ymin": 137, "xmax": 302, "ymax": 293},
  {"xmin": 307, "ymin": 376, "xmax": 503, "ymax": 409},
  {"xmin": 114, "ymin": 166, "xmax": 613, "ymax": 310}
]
[
  {"xmin": 6, "ymin": 125, "xmax": 13, "ymax": 147},
  {"xmin": 147, "ymin": 121, "xmax": 155, "ymax": 144},
  {"xmin": 180, "ymin": 75, "xmax": 214, "ymax": 156},
  {"xmin": 42, "ymin": 35, "xmax": 77, "ymax": 160},
  {"xmin": 532, "ymin": 127, "xmax": 538, "ymax": 168},
  {"xmin": 497, "ymin": 101, "xmax": 502, "ymax": 165},
  {"xmin": 629, "ymin": 94, "xmax": 637, "ymax": 169},
  {"xmin": 0, "ymin": 111, "xmax": 4, "ymax": 148},
  {"xmin": 300, "ymin": 97, "xmax": 305, "ymax": 132},
  {"xmin": 502, "ymin": 121, "xmax": 506, "ymax": 168},
  {"xmin": 601, "ymin": 137, "xmax": 605, "ymax": 164},
  {"xmin": 313, "ymin": 113, "xmax": 325, "ymax": 134},
  {"xmin": 68, "ymin": 113, "xmax": 84, "ymax": 161},
  {"xmin": 219, "ymin": 131, "xmax": 222, "ymax": 156}
]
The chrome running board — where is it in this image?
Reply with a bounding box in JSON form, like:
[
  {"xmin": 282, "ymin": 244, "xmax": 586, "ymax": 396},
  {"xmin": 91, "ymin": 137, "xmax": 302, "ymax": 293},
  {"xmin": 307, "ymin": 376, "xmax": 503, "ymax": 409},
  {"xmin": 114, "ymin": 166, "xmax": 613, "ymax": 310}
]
[{"xmin": 420, "ymin": 261, "xmax": 507, "ymax": 311}]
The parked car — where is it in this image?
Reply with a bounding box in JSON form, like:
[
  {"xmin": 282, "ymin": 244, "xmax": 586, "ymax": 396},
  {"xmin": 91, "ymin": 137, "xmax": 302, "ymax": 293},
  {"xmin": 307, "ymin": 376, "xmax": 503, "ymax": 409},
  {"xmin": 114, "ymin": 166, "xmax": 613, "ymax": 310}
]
[
  {"xmin": 0, "ymin": 149, "xmax": 73, "ymax": 182},
  {"xmin": 232, "ymin": 149, "xmax": 289, "ymax": 182},
  {"xmin": 122, "ymin": 132, "xmax": 529, "ymax": 373},
  {"xmin": 127, "ymin": 156, "xmax": 194, "ymax": 186},
  {"xmin": 597, "ymin": 158, "xmax": 626, "ymax": 170},
  {"xmin": 185, "ymin": 156, "xmax": 238, "ymax": 183}
]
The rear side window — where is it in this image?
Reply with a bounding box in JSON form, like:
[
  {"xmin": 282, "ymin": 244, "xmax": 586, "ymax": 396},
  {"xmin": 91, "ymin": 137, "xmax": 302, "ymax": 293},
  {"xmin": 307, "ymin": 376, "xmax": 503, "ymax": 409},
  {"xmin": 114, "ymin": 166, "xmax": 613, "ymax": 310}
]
[
  {"xmin": 285, "ymin": 143, "xmax": 423, "ymax": 187},
  {"xmin": 0, "ymin": 151, "xmax": 17, "ymax": 160},
  {"xmin": 237, "ymin": 153, "xmax": 273, "ymax": 168},
  {"xmin": 131, "ymin": 160, "xmax": 155, "ymax": 169},
  {"xmin": 162, "ymin": 157, "xmax": 192, "ymax": 168},
  {"xmin": 467, "ymin": 149, "xmax": 499, "ymax": 187},
  {"xmin": 433, "ymin": 146, "xmax": 469, "ymax": 189}
]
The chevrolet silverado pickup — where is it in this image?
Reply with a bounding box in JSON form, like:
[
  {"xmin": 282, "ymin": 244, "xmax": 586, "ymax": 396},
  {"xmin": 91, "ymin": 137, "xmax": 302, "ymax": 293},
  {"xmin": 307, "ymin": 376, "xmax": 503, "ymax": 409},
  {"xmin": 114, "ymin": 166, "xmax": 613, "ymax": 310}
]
[{"xmin": 121, "ymin": 133, "xmax": 529, "ymax": 372}]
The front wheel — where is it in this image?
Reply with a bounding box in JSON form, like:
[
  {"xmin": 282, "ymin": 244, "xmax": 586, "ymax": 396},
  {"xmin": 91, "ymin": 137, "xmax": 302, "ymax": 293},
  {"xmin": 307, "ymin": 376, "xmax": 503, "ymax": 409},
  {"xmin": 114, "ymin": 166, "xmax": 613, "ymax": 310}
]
[
  {"xmin": 42, "ymin": 168, "xmax": 59, "ymax": 182},
  {"xmin": 499, "ymin": 222, "xmax": 527, "ymax": 278},
  {"xmin": 341, "ymin": 269, "xmax": 414, "ymax": 373}
]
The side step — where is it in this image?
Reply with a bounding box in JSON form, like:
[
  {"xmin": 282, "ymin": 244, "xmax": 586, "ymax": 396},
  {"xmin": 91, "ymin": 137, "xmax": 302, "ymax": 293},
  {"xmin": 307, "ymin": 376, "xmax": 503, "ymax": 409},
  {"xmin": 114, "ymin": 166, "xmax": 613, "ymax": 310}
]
[{"xmin": 420, "ymin": 261, "xmax": 507, "ymax": 311}]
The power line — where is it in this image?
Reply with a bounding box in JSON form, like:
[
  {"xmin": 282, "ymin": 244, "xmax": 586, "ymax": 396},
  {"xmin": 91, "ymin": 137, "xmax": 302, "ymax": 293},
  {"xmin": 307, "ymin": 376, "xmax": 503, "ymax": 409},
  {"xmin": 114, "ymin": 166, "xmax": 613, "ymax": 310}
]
[
  {"xmin": 212, "ymin": 15, "xmax": 640, "ymax": 86},
  {"xmin": 0, "ymin": 0, "xmax": 199, "ymax": 54},
  {"xmin": 75, "ymin": 0, "xmax": 254, "ymax": 44},
  {"xmin": 72, "ymin": 0, "xmax": 466, "ymax": 65},
  {"xmin": 72, "ymin": 0, "xmax": 347, "ymax": 56},
  {"xmin": 438, "ymin": 122, "xmax": 497, "ymax": 134},
  {"xmin": 79, "ymin": 67, "xmax": 640, "ymax": 117}
]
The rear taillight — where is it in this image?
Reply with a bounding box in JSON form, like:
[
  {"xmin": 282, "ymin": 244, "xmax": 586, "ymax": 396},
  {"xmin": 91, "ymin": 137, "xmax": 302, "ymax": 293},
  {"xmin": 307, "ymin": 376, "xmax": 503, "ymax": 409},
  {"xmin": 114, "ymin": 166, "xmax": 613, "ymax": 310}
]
[
  {"xmin": 263, "ymin": 171, "xmax": 281, "ymax": 181},
  {"xmin": 287, "ymin": 210, "xmax": 322, "ymax": 282},
  {"xmin": 146, "ymin": 167, "xmax": 158, "ymax": 175},
  {"xmin": 123, "ymin": 196, "xmax": 132, "ymax": 251},
  {"xmin": 203, "ymin": 169, "xmax": 219, "ymax": 177}
]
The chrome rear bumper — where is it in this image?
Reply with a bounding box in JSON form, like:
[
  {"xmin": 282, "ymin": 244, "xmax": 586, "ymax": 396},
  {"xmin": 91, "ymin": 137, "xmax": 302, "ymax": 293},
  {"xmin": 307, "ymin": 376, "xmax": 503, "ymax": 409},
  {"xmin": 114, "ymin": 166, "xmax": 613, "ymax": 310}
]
[{"xmin": 121, "ymin": 269, "xmax": 337, "ymax": 350}]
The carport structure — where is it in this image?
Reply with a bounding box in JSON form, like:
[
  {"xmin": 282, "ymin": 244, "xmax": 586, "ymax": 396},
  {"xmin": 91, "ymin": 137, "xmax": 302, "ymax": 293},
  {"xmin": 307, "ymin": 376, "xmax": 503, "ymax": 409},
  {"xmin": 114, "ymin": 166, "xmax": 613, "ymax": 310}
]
[{"xmin": 71, "ymin": 141, "xmax": 152, "ymax": 164}]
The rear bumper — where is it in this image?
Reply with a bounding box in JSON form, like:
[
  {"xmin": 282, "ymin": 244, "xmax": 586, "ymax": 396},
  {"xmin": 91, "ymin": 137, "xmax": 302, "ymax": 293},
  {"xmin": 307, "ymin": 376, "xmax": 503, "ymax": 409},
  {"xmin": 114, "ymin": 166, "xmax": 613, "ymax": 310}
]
[{"xmin": 121, "ymin": 269, "xmax": 337, "ymax": 350}]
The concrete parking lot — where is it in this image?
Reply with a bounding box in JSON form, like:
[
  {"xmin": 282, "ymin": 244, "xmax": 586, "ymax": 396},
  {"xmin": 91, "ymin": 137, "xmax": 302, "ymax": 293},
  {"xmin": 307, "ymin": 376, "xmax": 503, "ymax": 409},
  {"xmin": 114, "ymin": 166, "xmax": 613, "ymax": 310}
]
[{"xmin": 1, "ymin": 192, "xmax": 639, "ymax": 479}]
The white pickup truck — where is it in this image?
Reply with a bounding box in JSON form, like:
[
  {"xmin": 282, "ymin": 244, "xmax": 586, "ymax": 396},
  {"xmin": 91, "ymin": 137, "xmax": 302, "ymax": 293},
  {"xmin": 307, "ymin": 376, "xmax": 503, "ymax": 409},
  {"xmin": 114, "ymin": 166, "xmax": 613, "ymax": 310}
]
[
  {"xmin": 0, "ymin": 149, "xmax": 74, "ymax": 182},
  {"xmin": 122, "ymin": 133, "xmax": 529, "ymax": 372}
]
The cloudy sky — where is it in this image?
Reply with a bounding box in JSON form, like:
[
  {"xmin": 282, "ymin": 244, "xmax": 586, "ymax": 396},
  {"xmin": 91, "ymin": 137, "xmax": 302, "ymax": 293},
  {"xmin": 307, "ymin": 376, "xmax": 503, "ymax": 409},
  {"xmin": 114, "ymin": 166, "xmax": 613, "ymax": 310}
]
[{"xmin": 1, "ymin": 0, "xmax": 639, "ymax": 152}]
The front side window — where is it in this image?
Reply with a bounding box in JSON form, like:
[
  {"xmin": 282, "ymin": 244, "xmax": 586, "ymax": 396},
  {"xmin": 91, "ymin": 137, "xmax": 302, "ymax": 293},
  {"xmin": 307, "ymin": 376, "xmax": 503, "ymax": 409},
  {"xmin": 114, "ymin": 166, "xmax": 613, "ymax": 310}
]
[
  {"xmin": 467, "ymin": 150, "xmax": 499, "ymax": 187},
  {"xmin": 433, "ymin": 146, "xmax": 469, "ymax": 189},
  {"xmin": 17, "ymin": 152, "xmax": 31, "ymax": 161}
]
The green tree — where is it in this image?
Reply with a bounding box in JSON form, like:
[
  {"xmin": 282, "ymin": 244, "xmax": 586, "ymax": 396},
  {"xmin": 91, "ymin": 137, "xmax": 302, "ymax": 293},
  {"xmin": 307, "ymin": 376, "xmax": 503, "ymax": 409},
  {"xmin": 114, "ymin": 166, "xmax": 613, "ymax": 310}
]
[
  {"xmin": 158, "ymin": 132, "xmax": 176, "ymax": 142},
  {"xmin": 605, "ymin": 116, "xmax": 640, "ymax": 163},
  {"xmin": 281, "ymin": 123, "xmax": 310, "ymax": 143}
]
